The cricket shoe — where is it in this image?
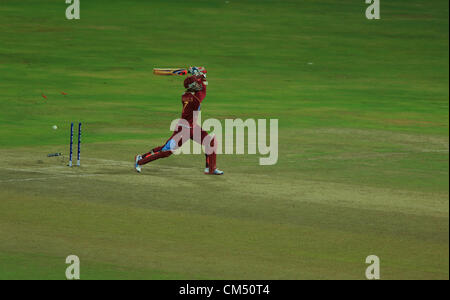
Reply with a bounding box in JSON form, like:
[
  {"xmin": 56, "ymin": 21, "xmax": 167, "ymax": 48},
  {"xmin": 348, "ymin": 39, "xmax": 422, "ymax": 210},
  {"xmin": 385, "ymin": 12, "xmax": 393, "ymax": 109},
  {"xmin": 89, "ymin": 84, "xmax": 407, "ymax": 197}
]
[
  {"xmin": 204, "ymin": 168, "xmax": 224, "ymax": 175},
  {"xmin": 134, "ymin": 155, "xmax": 142, "ymax": 173}
]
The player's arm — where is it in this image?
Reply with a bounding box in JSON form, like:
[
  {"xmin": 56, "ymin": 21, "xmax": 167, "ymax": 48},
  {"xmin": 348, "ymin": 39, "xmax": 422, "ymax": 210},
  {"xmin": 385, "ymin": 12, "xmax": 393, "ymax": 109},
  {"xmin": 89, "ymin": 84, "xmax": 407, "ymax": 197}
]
[{"xmin": 188, "ymin": 66, "xmax": 207, "ymax": 77}]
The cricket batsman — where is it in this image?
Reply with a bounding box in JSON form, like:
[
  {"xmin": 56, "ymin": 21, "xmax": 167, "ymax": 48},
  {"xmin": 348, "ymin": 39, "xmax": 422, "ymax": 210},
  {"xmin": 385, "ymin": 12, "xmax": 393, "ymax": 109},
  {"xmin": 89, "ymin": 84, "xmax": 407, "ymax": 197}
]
[{"xmin": 134, "ymin": 67, "xmax": 224, "ymax": 175}]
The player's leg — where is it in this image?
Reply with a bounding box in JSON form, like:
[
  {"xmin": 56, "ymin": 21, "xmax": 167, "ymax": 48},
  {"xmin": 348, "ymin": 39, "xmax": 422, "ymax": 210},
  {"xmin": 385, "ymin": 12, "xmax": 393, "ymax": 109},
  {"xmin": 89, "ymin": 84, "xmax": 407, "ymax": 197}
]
[
  {"xmin": 193, "ymin": 127, "xmax": 223, "ymax": 175},
  {"xmin": 141, "ymin": 145, "xmax": 164, "ymax": 159},
  {"xmin": 205, "ymin": 151, "xmax": 222, "ymax": 175},
  {"xmin": 138, "ymin": 139, "xmax": 176, "ymax": 165},
  {"xmin": 134, "ymin": 131, "xmax": 179, "ymax": 172}
]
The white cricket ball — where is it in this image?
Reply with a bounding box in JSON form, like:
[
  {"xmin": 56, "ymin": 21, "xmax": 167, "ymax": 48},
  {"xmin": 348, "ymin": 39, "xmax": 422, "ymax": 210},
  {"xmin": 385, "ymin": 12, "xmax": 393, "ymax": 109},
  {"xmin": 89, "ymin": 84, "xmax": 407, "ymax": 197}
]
[{"xmin": 52, "ymin": 125, "xmax": 58, "ymax": 130}]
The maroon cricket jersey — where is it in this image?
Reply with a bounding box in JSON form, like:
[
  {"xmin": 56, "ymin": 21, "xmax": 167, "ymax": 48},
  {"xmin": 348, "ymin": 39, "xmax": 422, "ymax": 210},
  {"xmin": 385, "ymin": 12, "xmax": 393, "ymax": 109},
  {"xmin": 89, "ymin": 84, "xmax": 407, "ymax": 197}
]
[{"xmin": 180, "ymin": 83, "xmax": 206, "ymax": 127}]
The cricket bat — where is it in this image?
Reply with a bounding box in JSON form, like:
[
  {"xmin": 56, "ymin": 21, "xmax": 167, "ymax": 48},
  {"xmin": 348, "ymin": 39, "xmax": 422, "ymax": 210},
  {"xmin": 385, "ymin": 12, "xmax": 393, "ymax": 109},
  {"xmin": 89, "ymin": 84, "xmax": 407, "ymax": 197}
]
[
  {"xmin": 153, "ymin": 68, "xmax": 188, "ymax": 76},
  {"xmin": 153, "ymin": 67, "xmax": 207, "ymax": 76}
]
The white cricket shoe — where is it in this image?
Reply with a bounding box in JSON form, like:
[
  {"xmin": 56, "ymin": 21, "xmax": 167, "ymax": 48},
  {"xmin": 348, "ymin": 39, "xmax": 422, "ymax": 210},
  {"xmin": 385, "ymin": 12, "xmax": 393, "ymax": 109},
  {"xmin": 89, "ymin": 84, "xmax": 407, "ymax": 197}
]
[
  {"xmin": 135, "ymin": 155, "xmax": 142, "ymax": 173},
  {"xmin": 204, "ymin": 168, "xmax": 224, "ymax": 175}
]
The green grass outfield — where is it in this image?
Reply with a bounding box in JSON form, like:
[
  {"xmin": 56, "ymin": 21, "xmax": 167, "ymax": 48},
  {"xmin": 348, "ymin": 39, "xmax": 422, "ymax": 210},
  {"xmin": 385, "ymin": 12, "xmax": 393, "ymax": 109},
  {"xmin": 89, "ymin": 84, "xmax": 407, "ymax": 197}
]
[{"xmin": 0, "ymin": 0, "xmax": 448, "ymax": 279}]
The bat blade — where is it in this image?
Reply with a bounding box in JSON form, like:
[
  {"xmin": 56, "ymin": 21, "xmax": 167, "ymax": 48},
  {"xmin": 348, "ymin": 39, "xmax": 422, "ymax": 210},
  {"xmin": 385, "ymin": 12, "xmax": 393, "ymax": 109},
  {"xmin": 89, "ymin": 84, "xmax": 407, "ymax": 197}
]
[{"xmin": 153, "ymin": 68, "xmax": 188, "ymax": 76}]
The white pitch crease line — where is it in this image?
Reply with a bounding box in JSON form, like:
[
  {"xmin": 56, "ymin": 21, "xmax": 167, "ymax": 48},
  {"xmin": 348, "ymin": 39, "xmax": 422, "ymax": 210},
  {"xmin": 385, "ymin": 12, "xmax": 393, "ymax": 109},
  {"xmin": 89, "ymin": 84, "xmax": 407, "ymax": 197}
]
[
  {"xmin": 0, "ymin": 167, "xmax": 74, "ymax": 175},
  {"xmin": 83, "ymin": 157, "xmax": 195, "ymax": 170},
  {"xmin": 0, "ymin": 174, "xmax": 97, "ymax": 183},
  {"xmin": 0, "ymin": 156, "xmax": 196, "ymax": 182},
  {"xmin": 421, "ymin": 149, "xmax": 449, "ymax": 153},
  {"xmin": 0, "ymin": 167, "xmax": 61, "ymax": 174}
]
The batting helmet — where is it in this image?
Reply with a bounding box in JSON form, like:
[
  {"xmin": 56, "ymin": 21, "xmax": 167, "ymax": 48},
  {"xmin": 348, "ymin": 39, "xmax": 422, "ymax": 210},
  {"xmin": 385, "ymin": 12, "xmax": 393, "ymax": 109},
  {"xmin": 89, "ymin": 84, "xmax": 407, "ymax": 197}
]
[{"xmin": 184, "ymin": 75, "xmax": 204, "ymax": 91}]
